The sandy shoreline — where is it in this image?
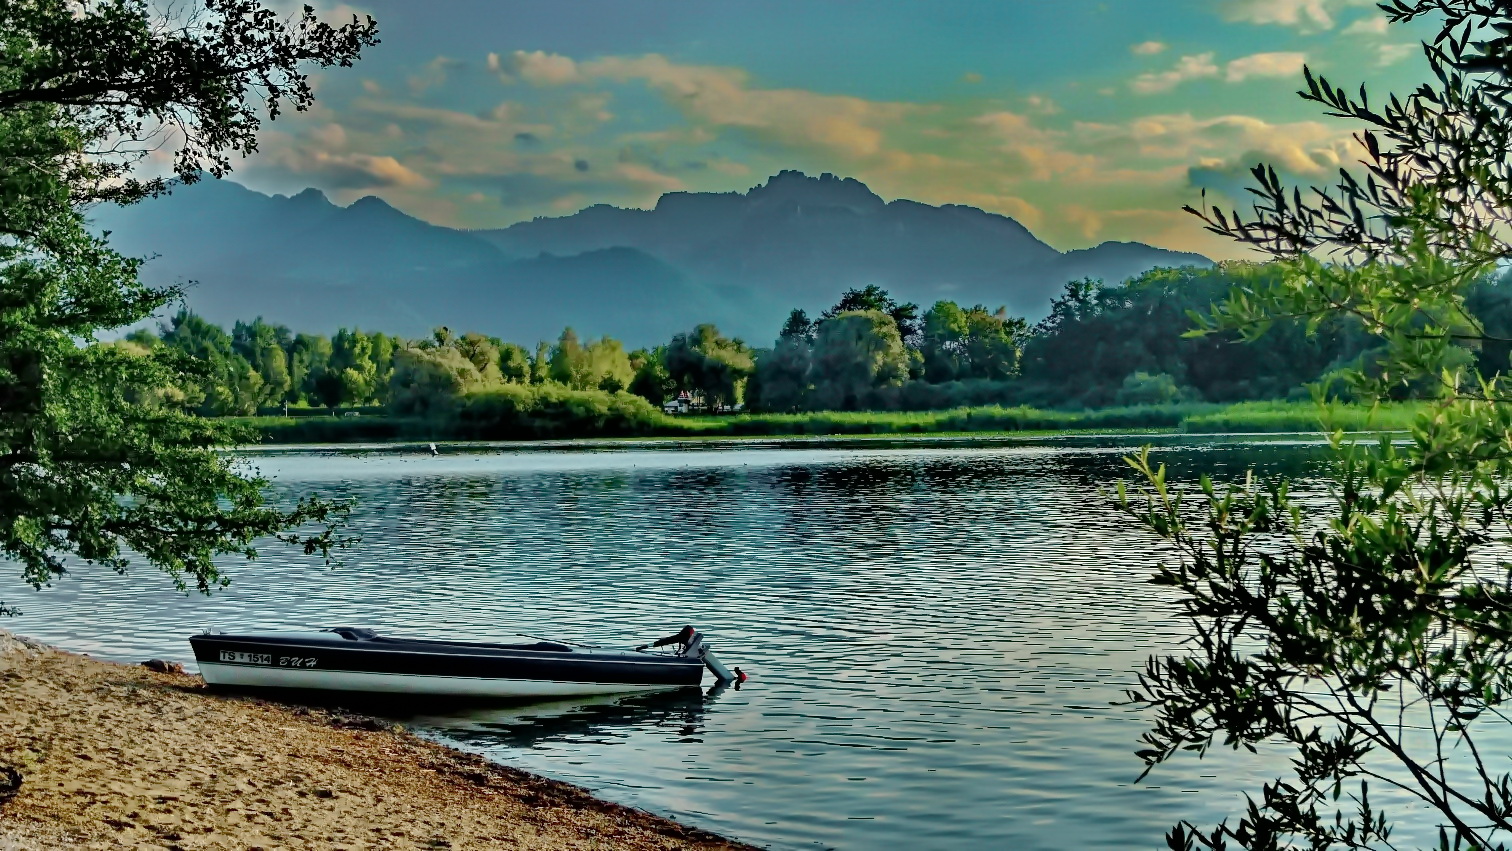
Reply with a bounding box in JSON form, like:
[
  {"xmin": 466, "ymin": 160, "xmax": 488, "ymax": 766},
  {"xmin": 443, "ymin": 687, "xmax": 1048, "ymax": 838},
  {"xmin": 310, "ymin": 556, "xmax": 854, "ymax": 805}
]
[{"xmin": 0, "ymin": 631, "xmax": 757, "ymax": 850}]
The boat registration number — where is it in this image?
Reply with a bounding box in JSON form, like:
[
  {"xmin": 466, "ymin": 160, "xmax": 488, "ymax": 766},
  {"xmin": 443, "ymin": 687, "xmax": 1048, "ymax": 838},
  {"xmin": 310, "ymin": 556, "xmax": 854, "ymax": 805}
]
[{"xmin": 217, "ymin": 652, "xmax": 317, "ymax": 667}]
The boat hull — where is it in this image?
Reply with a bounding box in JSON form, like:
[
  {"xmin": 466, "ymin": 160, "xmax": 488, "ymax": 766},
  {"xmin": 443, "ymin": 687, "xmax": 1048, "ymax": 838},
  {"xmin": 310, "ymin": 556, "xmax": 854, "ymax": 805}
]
[
  {"xmin": 197, "ymin": 663, "xmax": 686, "ymax": 697},
  {"xmin": 189, "ymin": 631, "xmax": 705, "ymax": 700}
]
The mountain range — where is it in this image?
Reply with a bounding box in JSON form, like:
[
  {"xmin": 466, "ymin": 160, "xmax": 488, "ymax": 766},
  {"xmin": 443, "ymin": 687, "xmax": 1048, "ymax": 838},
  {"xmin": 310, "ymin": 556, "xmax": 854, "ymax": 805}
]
[{"xmin": 91, "ymin": 170, "xmax": 1212, "ymax": 346}]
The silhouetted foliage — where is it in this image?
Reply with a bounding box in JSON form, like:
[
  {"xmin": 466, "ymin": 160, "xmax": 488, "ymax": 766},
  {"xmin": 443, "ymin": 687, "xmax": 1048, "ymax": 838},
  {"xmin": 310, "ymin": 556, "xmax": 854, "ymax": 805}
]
[
  {"xmin": 1119, "ymin": 2, "xmax": 1512, "ymax": 847},
  {"xmin": 0, "ymin": 0, "xmax": 374, "ymax": 614}
]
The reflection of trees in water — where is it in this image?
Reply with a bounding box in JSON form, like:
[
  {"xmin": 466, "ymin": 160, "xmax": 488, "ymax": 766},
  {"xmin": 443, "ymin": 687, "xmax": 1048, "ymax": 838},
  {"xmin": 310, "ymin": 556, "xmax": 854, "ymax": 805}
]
[
  {"xmin": 408, "ymin": 683, "xmax": 732, "ymax": 751},
  {"xmin": 642, "ymin": 469, "xmax": 758, "ymax": 536},
  {"xmin": 758, "ymin": 444, "xmax": 1333, "ymax": 552},
  {"xmin": 549, "ymin": 472, "xmax": 632, "ymax": 502},
  {"xmin": 325, "ymin": 442, "xmax": 1334, "ymax": 582},
  {"xmin": 383, "ymin": 475, "xmax": 498, "ymax": 518},
  {"xmin": 660, "ymin": 469, "xmax": 731, "ymax": 492}
]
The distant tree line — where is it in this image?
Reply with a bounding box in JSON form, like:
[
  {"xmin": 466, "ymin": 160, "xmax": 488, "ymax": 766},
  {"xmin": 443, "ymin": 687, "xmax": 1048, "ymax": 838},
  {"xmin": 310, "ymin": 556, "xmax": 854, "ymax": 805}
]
[{"xmin": 118, "ymin": 262, "xmax": 1512, "ymax": 419}]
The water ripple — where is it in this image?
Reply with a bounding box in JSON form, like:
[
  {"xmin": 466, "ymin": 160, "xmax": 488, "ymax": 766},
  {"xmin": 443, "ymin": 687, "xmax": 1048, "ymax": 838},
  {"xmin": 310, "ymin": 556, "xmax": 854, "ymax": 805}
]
[{"xmin": 10, "ymin": 438, "xmax": 1435, "ymax": 850}]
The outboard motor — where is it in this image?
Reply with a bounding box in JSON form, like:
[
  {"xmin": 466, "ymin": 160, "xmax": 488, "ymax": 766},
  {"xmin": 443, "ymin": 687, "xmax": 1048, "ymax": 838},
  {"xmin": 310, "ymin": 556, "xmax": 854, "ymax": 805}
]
[{"xmin": 678, "ymin": 628, "xmax": 737, "ymax": 683}]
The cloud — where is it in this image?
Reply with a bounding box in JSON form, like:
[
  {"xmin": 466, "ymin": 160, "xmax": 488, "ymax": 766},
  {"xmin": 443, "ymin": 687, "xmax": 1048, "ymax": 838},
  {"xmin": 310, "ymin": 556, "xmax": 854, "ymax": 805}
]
[
  {"xmin": 268, "ymin": 148, "xmax": 431, "ymax": 190},
  {"xmin": 328, "ymin": 97, "xmax": 568, "ymax": 183},
  {"xmin": 1131, "ymin": 53, "xmax": 1218, "ymax": 94},
  {"xmin": 265, "ymin": 0, "xmax": 373, "ymax": 27},
  {"xmin": 961, "ymin": 71, "xmax": 984, "ymax": 84},
  {"xmin": 708, "ymin": 159, "xmax": 751, "ymax": 176},
  {"xmin": 1025, "ymin": 95, "xmax": 1060, "ymax": 115},
  {"xmin": 572, "ymin": 93, "xmax": 614, "ymax": 123},
  {"xmin": 868, "ymin": 149, "xmax": 1048, "ymax": 227},
  {"xmin": 1342, "ymin": 16, "xmax": 1388, "ymax": 36},
  {"xmin": 356, "ymin": 99, "xmax": 551, "ymax": 139},
  {"xmin": 489, "ymin": 164, "xmax": 685, "ymax": 212},
  {"xmin": 1378, "ymin": 43, "xmax": 1417, "ymax": 65},
  {"xmin": 1061, "ymin": 204, "xmax": 1106, "ymax": 240},
  {"xmin": 409, "ymin": 56, "xmax": 463, "ymax": 95},
  {"xmin": 498, "ymin": 49, "xmax": 582, "ymax": 85},
  {"xmin": 588, "ymin": 54, "xmax": 914, "ymax": 158},
  {"xmin": 495, "ymin": 172, "xmax": 588, "ymax": 206},
  {"xmin": 1219, "ymin": 0, "xmax": 1373, "ymax": 32},
  {"xmin": 1071, "ymin": 112, "xmax": 1363, "ymax": 208},
  {"xmin": 971, "ymin": 112, "xmax": 1100, "ymax": 181},
  {"xmin": 954, "ymin": 193, "xmax": 1044, "ymax": 228},
  {"xmin": 500, "ymin": 51, "xmax": 917, "ymax": 160},
  {"xmin": 1225, "ymin": 52, "xmax": 1306, "ymax": 82},
  {"xmin": 309, "ymin": 122, "xmax": 347, "ymax": 148},
  {"xmin": 1130, "ymin": 41, "xmax": 1168, "ymax": 56},
  {"xmin": 1061, "ymin": 204, "xmax": 1207, "ymax": 248},
  {"xmin": 614, "ymin": 162, "xmax": 686, "ymax": 194}
]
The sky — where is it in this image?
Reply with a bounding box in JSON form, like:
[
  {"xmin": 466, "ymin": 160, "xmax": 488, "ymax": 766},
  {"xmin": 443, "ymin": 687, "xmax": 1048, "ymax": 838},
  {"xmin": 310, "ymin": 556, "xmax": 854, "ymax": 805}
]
[{"xmin": 235, "ymin": 0, "xmax": 1438, "ymax": 258}]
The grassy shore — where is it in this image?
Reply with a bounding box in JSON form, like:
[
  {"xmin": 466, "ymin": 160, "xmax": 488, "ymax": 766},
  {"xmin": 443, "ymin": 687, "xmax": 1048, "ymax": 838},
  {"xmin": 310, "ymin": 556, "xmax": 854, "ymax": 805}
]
[
  {"xmin": 0, "ymin": 630, "xmax": 753, "ymax": 851},
  {"xmin": 1176, "ymin": 400, "xmax": 1422, "ymax": 434},
  {"xmin": 226, "ymin": 400, "xmax": 1427, "ymax": 445}
]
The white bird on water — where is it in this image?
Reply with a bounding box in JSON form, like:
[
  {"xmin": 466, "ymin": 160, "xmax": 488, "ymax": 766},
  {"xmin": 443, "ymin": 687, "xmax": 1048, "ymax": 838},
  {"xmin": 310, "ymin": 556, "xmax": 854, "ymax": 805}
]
[{"xmin": 428, "ymin": 442, "xmax": 439, "ymax": 456}]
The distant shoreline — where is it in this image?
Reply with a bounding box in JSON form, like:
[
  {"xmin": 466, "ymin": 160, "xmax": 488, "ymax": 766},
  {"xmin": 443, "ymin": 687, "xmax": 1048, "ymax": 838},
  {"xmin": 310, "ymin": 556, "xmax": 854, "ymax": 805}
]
[
  {"xmin": 0, "ymin": 630, "xmax": 756, "ymax": 850},
  {"xmin": 221, "ymin": 400, "xmax": 1421, "ymax": 445}
]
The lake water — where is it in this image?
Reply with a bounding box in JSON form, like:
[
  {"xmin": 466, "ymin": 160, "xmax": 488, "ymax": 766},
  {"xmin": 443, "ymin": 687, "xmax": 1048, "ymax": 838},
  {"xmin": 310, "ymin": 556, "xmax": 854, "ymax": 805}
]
[{"xmin": 8, "ymin": 435, "xmax": 1417, "ymax": 849}]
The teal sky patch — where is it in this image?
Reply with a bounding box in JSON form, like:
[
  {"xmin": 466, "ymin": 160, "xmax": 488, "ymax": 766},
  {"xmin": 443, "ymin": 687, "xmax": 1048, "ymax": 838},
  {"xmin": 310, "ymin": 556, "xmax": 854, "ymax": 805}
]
[{"xmin": 235, "ymin": 0, "xmax": 1438, "ymax": 257}]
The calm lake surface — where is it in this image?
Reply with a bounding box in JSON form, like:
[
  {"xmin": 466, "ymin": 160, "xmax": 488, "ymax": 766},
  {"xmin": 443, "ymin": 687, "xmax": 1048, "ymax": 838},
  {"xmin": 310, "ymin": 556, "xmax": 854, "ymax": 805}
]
[{"xmin": 11, "ymin": 435, "xmax": 1412, "ymax": 848}]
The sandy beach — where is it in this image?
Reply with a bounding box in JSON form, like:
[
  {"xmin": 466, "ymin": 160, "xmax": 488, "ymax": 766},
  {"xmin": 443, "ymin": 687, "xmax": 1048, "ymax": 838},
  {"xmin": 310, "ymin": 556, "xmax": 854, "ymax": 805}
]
[{"xmin": 0, "ymin": 630, "xmax": 756, "ymax": 850}]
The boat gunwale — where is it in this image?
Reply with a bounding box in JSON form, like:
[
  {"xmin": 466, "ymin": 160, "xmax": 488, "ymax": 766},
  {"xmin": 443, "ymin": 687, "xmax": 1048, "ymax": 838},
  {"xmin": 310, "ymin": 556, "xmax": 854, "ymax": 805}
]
[{"xmin": 190, "ymin": 635, "xmax": 704, "ymax": 667}]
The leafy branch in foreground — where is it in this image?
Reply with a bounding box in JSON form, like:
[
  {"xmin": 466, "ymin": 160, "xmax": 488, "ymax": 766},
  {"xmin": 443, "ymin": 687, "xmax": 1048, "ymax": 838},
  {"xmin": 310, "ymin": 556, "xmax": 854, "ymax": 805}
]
[
  {"xmin": 0, "ymin": 1, "xmax": 377, "ymax": 615},
  {"xmin": 1119, "ymin": 1, "xmax": 1512, "ymax": 848}
]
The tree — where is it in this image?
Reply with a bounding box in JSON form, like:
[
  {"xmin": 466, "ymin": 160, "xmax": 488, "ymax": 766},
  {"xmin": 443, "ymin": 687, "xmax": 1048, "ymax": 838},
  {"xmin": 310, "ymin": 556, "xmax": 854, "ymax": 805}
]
[
  {"xmin": 386, "ymin": 345, "xmax": 485, "ymax": 417},
  {"xmin": 369, "ymin": 331, "xmax": 396, "ymax": 401},
  {"xmin": 960, "ymin": 306, "xmax": 1026, "ymax": 382},
  {"xmin": 330, "ymin": 328, "xmax": 378, "ymax": 404},
  {"xmin": 809, "ymin": 311, "xmax": 908, "ymax": 410},
  {"xmin": 665, "ymin": 324, "xmax": 754, "ymax": 408},
  {"xmin": 158, "ymin": 311, "xmax": 264, "ymax": 415},
  {"xmin": 231, "ymin": 319, "xmax": 292, "ymax": 407},
  {"xmin": 1118, "ymin": 3, "xmax": 1512, "ymax": 847},
  {"xmin": 780, "ymin": 308, "xmax": 815, "ymax": 342},
  {"xmin": 1015, "ymin": 268, "xmax": 1364, "ymax": 408},
  {"xmin": 548, "ymin": 327, "xmax": 591, "ymax": 389},
  {"xmin": 919, "ymin": 301, "xmax": 970, "ymax": 383},
  {"xmin": 1112, "ymin": 371, "xmax": 1187, "ymax": 406},
  {"xmin": 750, "ymin": 335, "xmax": 812, "ymax": 412},
  {"xmin": 290, "ymin": 333, "xmax": 333, "ymax": 405},
  {"xmin": 0, "ymin": 1, "xmax": 374, "ymax": 615},
  {"xmin": 821, "ymin": 285, "xmax": 920, "ymax": 341},
  {"xmin": 628, "ymin": 347, "xmax": 674, "ymax": 405},
  {"xmin": 498, "ymin": 342, "xmax": 532, "ymax": 384},
  {"xmin": 456, "ymin": 332, "xmax": 498, "ymax": 376},
  {"xmin": 530, "ymin": 341, "xmax": 551, "ymax": 384},
  {"xmin": 584, "ymin": 336, "xmax": 634, "ymax": 394}
]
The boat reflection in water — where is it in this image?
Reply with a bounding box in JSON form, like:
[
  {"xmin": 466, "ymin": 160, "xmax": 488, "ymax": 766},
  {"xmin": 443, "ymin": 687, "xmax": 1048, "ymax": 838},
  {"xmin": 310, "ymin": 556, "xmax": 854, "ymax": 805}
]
[{"xmin": 405, "ymin": 681, "xmax": 737, "ymax": 753}]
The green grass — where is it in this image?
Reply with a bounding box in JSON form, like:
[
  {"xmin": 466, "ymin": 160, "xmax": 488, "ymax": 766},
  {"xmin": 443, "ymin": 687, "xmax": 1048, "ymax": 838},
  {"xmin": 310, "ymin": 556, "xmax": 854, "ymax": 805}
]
[
  {"xmin": 1177, "ymin": 400, "xmax": 1424, "ymax": 434},
  {"xmin": 225, "ymin": 400, "xmax": 1431, "ymax": 445},
  {"xmin": 667, "ymin": 403, "xmax": 1222, "ymax": 436}
]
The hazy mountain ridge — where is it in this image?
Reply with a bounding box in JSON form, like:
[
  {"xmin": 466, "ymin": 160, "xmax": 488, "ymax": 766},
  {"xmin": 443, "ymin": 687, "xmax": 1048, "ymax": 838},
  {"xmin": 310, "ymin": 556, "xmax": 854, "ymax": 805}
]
[{"xmin": 93, "ymin": 170, "xmax": 1212, "ymax": 346}]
